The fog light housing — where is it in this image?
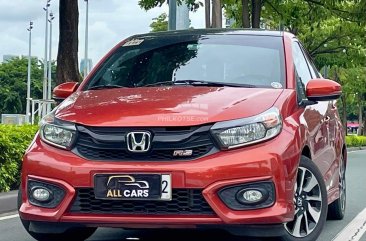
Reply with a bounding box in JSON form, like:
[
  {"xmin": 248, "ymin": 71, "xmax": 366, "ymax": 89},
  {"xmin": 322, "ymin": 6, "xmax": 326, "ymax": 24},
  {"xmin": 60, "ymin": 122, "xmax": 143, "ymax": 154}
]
[
  {"xmin": 31, "ymin": 187, "xmax": 52, "ymax": 202},
  {"xmin": 218, "ymin": 181, "xmax": 275, "ymax": 210},
  {"xmin": 27, "ymin": 180, "xmax": 65, "ymax": 208}
]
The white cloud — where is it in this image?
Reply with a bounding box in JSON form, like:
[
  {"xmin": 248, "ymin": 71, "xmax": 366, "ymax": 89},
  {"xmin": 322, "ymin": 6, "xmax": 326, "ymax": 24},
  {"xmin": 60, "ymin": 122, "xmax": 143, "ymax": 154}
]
[{"xmin": 0, "ymin": 0, "xmax": 206, "ymax": 66}]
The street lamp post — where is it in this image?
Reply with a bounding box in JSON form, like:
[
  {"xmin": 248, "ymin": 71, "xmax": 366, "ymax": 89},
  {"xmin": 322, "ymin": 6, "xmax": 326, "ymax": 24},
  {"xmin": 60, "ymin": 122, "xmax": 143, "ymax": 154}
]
[
  {"xmin": 168, "ymin": 0, "xmax": 177, "ymax": 31},
  {"xmin": 83, "ymin": 0, "xmax": 89, "ymax": 78},
  {"xmin": 43, "ymin": 0, "xmax": 51, "ymax": 115},
  {"xmin": 47, "ymin": 12, "xmax": 55, "ymax": 113},
  {"xmin": 26, "ymin": 21, "xmax": 33, "ymax": 124}
]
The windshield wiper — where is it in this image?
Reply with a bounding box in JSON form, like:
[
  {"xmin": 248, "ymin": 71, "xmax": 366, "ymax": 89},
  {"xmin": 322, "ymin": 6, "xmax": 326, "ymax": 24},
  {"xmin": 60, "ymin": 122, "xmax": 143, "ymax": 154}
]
[
  {"xmin": 140, "ymin": 81, "xmax": 175, "ymax": 87},
  {"xmin": 174, "ymin": 80, "xmax": 256, "ymax": 88},
  {"xmin": 88, "ymin": 84, "xmax": 126, "ymax": 90},
  {"xmin": 139, "ymin": 80, "xmax": 257, "ymax": 88}
]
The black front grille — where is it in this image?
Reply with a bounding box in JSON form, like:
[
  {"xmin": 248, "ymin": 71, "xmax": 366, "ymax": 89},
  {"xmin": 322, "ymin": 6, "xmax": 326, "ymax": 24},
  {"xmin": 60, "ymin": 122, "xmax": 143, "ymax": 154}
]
[
  {"xmin": 70, "ymin": 188, "xmax": 215, "ymax": 215},
  {"xmin": 73, "ymin": 125, "xmax": 216, "ymax": 161}
]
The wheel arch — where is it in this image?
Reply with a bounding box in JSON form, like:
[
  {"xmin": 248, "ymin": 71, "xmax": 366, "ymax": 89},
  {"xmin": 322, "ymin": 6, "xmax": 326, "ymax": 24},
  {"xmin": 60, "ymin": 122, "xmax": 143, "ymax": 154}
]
[
  {"xmin": 301, "ymin": 145, "xmax": 311, "ymax": 160},
  {"xmin": 342, "ymin": 144, "xmax": 347, "ymax": 169}
]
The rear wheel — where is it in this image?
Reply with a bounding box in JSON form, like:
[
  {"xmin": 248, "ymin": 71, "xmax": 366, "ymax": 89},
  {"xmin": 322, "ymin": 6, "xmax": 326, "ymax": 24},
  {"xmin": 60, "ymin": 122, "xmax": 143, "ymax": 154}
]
[
  {"xmin": 18, "ymin": 188, "xmax": 96, "ymax": 241},
  {"xmin": 281, "ymin": 156, "xmax": 328, "ymax": 241},
  {"xmin": 328, "ymin": 155, "xmax": 346, "ymax": 220}
]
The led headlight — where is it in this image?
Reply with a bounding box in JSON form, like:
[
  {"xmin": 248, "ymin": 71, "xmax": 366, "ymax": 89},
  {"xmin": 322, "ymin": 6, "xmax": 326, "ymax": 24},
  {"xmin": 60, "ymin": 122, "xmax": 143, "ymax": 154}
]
[
  {"xmin": 39, "ymin": 110, "xmax": 76, "ymax": 149},
  {"xmin": 211, "ymin": 107, "xmax": 282, "ymax": 149}
]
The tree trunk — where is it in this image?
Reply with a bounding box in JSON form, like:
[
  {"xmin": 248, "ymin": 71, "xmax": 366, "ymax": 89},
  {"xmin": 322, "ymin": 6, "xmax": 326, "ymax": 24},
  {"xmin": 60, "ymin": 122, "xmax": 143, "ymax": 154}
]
[
  {"xmin": 205, "ymin": 0, "xmax": 211, "ymax": 28},
  {"xmin": 242, "ymin": 0, "xmax": 250, "ymax": 28},
  {"xmin": 56, "ymin": 0, "xmax": 80, "ymax": 85},
  {"xmin": 251, "ymin": 0, "xmax": 261, "ymax": 28},
  {"xmin": 211, "ymin": 0, "xmax": 222, "ymax": 28}
]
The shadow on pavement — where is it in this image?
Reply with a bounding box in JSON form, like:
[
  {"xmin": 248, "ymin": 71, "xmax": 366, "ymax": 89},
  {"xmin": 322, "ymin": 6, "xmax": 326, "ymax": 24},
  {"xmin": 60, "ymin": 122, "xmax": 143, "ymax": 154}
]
[{"xmin": 88, "ymin": 228, "xmax": 276, "ymax": 241}]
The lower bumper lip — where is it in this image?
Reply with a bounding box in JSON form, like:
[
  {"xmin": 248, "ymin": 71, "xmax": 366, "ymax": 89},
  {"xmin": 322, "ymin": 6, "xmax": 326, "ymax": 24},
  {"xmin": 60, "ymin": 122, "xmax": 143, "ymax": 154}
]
[{"xmin": 60, "ymin": 215, "xmax": 222, "ymax": 225}]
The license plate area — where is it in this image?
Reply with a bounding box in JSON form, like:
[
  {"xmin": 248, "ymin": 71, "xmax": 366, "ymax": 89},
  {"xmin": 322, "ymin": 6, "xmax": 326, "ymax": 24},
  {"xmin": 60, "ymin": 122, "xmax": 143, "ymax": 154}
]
[{"xmin": 94, "ymin": 174, "xmax": 172, "ymax": 201}]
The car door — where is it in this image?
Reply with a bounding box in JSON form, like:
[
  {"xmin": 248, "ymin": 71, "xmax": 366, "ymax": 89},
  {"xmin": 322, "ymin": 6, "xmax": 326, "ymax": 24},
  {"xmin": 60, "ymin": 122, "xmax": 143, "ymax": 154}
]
[
  {"xmin": 299, "ymin": 42, "xmax": 341, "ymax": 191},
  {"xmin": 292, "ymin": 40, "xmax": 335, "ymax": 189}
]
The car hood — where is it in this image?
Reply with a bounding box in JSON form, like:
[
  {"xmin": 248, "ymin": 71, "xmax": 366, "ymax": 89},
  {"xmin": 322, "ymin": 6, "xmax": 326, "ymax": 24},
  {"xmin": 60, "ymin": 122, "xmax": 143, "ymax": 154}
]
[{"xmin": 55, "ymin": 87, "xmax": 283, "ymax": 126}]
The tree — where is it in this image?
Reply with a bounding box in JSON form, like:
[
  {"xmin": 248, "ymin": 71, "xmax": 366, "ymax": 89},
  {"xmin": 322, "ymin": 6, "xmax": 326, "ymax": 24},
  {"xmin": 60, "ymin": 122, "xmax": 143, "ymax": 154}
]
[
  {"xmin": 212, "ymin": 0, "xmax": 223, "ymax": 28},
  {"xmin": 223, "ymin": 0, "xmax": 264, "ymax": 28},
  {"xmin": 205, "ymin": 0, "xmax": 210, "ymax": 28},
  {"xmin": 241, "ymin": 0, "xmax": 250, "ymax": 28},
  {"xmin": 0, "ymin": 58, "xmax": 48, "ymax": 116},
  {"xmin": 150, "ymin": 13, "xmax": 168, "ymax": 32},
  {"xmin": 139, "ymin": 0, "xmax": 200, "ymax": 11},
  {"xmin": 56, "ymin": 0, "xmax": 81, "ymax": 85}
]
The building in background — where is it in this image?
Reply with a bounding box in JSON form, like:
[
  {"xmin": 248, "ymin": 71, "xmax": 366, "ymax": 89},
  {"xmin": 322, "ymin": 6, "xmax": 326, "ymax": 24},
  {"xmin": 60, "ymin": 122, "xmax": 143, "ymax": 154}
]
[
  {"xmin": 2, "ymin": 54, "xmax": 18, "ymax": 62},
  {"xmin": 80, "ymin": 58, "xmax": 93, "ymax": 75},
  {"xmin": 2, "ymin": 55, "xmax": 38, "ymax": 63},
  {"xmin": 1, "ymin": 114, "xmax": 26, "ymax": 125},
  {"xmin": 176, "ymin": 3, "xmax": 189, "ymax": 30},
  {"xmin": 225, "ymin": 18, "xmax": 236, "ymax": 28}
]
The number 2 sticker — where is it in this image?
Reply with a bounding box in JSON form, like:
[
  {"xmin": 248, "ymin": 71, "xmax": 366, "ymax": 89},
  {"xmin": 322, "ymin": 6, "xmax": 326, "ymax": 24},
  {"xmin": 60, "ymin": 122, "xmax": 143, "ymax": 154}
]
[{"xmin": 161, "ymin": 174, "xmax": 172, "ymax": 200}]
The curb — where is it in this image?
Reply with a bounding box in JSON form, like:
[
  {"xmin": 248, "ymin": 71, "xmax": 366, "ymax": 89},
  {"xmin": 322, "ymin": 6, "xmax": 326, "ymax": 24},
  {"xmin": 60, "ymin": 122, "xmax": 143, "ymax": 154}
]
[
  {"xmin": 0, "ymin": 148, "xmax": 365, "ymax": 215},
  {"xmin": 0, "ymin": 190, "xmax": 17, "ymax": 215},
  {"xmin": 347, "ymin": 146, "xmax": 366, "ymax": 152}
]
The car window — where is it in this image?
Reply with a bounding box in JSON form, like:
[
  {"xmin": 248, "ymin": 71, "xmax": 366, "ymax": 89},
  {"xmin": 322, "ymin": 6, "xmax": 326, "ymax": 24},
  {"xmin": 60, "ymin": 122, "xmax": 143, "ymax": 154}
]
[
  {"xmin": 299, "ymin": 43, "xmax": 321, "ymax": 78},
  {"xmin": 86, "ymin": 35, "xmax": 286, "ymax": 89},
  {"xmin": 174, "ymin": 44, "xmax": 283, "ymax": 86},
  {"xmin": 292, "ymin": 42, "xmax": 312, "ymax": 85}
]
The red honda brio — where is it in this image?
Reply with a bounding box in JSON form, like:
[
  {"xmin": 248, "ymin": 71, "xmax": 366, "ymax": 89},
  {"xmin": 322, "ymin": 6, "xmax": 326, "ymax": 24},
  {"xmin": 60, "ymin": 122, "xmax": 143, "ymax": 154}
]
[{"xmin": 19, "ymin": 29, "xmax": 346, "ymax": 241}]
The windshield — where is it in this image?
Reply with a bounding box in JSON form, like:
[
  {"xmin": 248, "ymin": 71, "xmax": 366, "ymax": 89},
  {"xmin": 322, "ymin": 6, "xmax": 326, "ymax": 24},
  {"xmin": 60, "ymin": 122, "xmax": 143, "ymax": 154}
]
[{"xmin": 85, "ymin": 34, "xmax": 285, "ymax": 90}]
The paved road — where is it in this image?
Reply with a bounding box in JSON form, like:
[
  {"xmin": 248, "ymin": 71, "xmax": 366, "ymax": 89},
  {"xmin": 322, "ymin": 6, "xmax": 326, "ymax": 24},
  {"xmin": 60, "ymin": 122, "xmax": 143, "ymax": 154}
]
[{"xmin": 0, "ymin": 150, "xmax": 365, "ymax": 241}]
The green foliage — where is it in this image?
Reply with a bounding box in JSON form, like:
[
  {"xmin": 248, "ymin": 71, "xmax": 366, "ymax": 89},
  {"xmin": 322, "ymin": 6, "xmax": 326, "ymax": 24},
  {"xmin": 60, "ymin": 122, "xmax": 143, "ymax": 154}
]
[
  {"xmin": 150, "ymin": 13, "xmax": 169, "ymax": 32},
  {"xmin": 0, "ymin": 124, "xmax": 38, "ymax": 192},
  {"xmin": 0, "ymin": 58, "xmax": 42, "ymax": 116},
  {"xmin": 345, "ymin": 135, "xmax": 366, "ymax": 147},
  {"xmin": 139, "ymin": 0, "xmax": 202, "ymax": 11},
  {"xmin": 0, "ymin": 58, "xmax": 57, "ymax": 117}
]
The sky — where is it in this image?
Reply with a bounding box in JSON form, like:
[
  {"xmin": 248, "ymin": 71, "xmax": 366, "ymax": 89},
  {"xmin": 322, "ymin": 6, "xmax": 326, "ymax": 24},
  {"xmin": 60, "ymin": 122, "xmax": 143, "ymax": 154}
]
[{"xmin": 0, "ymin": 0, "xmax": 206, "ymax": 66}]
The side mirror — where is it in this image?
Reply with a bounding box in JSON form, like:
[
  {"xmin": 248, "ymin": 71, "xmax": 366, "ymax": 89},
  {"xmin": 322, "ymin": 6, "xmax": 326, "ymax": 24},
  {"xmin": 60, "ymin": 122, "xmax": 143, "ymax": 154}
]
[
  {"xmin": 306, "ymin": 78, "xmax": 341, "ymax": 102},
  {"xmin": 53, "ymin": 82, "xmax": 79, "ymax": 101}
]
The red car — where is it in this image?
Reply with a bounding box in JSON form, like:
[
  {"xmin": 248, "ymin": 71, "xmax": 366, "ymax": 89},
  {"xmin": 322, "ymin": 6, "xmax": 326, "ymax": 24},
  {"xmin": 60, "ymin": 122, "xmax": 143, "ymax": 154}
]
[{"xmin": 19, "ymin": 29, "xmax": 346, "ymax": 241}]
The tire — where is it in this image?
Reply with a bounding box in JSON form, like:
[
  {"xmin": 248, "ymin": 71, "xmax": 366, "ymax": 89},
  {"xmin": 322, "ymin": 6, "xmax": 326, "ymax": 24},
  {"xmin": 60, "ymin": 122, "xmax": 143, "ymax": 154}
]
[
  {"xmin": 327, "ymin": 154, "xmax": 346, "ymax": 220},
  {"xmin": 281, "ymin": 156, "xmax": 328, "ymax": 241},
  {"xmin": 17, "ymin": 188, "xmax": 96, "ymax": 241}
]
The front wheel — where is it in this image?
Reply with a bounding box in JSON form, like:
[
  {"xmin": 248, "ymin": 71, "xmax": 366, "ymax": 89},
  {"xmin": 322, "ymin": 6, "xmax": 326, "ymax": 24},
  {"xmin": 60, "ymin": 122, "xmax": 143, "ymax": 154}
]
[
  {"xmin": 281, "ymin": 156, "xmax": 328, "ymax": 241},
  {"xmin": 327, "ymin": 154, "xmax": 346, "ymax": 220}
]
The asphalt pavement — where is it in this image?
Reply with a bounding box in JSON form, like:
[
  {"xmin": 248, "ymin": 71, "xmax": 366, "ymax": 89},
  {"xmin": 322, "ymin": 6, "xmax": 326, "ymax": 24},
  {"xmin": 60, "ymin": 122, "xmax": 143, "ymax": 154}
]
[{"xmin": 0, "ymin": 150, "xmax": 365, "ymax": 241}]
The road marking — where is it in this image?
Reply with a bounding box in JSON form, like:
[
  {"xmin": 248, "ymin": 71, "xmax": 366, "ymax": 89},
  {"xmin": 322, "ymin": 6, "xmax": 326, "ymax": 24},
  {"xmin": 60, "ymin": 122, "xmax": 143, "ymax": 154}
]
[
  {"xmin": 0, "ymin": 214, "xmax": 18, "ymax": 221},
  {"xmin": 348, "ymin": 149, "xmax": 366, "ymax": 153},
  {"xmin": 332, "ymin": 208, "xmax": 366, "ymax": 241}
]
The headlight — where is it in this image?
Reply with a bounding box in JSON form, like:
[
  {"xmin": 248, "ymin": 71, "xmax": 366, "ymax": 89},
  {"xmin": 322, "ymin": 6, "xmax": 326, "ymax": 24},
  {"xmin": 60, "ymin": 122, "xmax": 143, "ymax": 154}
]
[
  {"xmin": 211, "ymin": 107, "xmax": 282, "ymax": 149},
  {"xmin": 39, "ymin": 110, "xmax": 76, "ymax": 149}
]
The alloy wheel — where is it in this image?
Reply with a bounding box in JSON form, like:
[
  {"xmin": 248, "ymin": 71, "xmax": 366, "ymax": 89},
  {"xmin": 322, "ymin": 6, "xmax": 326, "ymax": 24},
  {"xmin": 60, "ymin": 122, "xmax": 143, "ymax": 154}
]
[{"xmin": 284, "ymin": 167, "xmax": 323, "ymax": 238}]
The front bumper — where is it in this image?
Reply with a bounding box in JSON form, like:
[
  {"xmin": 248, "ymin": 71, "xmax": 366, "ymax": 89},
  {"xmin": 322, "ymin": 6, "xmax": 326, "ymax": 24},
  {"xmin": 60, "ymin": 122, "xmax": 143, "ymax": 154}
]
[{"xmin": 19, "ymin": 128, "xmax": 300, "ymax": 227}]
